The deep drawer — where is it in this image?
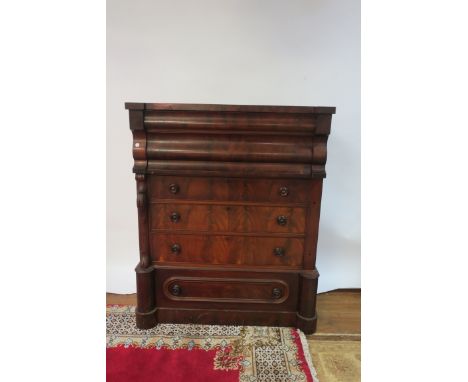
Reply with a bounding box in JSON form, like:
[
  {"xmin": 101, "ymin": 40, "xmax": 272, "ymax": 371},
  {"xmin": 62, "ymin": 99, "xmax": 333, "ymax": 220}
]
[
  {"xmin": 149, "ymin": 175, "xmax": 316, "ymax": 203},
  {"xmin": 155, "ymin": 268, "xmax": 299, "ymax": 311},
  {"xmin": 150, "ymin": 233, "xmax": 304, "ymax": 267},
  {"xmin": 150, "ymin": 203, "xmax": 306, "ymax": 234}
]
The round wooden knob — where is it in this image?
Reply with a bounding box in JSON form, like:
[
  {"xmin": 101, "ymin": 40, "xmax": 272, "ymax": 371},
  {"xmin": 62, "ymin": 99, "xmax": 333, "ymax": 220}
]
[
  {"xmin": 279, "ymin": 186, "xmax": 289, "ymax": 197},
  {"xmin": 273, "ymin": 247, "xmax": 285, "ymax": 257},
  {"xmin": 170, "ymin": 212, "xmax": 180, "ymax": 223},
  {"xmin": 170, "ymin": 284, "xmax": 182, "ymax": 296},
  {"xmin": 169, "ymin": 183, "xmax": 179, "ymax": 194},
  {"xmin": 272, "ymin": 288, "xmax": 282, "ymax": 299},
  {"xmin": 276, "ymin": 215, "xmax": 288, "ymax": 226},
  {"xmin": 171, "ymin": 243, "xmax": 181, "ymax": 254}
]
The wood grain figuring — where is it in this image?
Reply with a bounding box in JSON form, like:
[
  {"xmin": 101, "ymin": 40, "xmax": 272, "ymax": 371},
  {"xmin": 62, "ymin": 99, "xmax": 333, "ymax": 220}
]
[
  {"xmin": 156, "ymin": 268, "xmax": 299, "ymax": 311},
  {"xmin": 163, "ymin": 276, "xmax": 289, "ymax": 304},
  {"xmin": 126, "ymin": 102, "xmax": 335, "ymax": 114},
  {"xmin": 149, "ymin": 176, "xmax": 313, "ymax": 203},
  {"xmin": 146, "ymin": 133, "xmax": 317, "ymax": 163},
  {"xmin": 150, "ymin": 203, "xmax": 306, "ymax": 234},
  {"xmin": 150, "ymin": 233, "xmax": 304, "ymax": 267},
  {"xmin": 126, "ymin": 102, "xmax": 334, "ymax": 332},
  {"xmin": 144, "ymin": 111, "xmax": 317, "ymax": 132},
  {"xmin": 156, "ymin": 308, "xmax": 298, "ymax": 327},
  {"xmin": 146, "ymin": 160, "xmax": 318, "ymax": 178},
  {"xmin": 135, "ymin": 174, "xmax": 150, "ymax": 268},
  {"xmin": 303, "ymin": 181, "xmax": 323, "ymax": 269}
]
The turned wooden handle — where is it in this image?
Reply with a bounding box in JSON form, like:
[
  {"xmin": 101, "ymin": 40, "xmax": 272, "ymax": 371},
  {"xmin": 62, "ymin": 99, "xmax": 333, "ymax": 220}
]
[
  {"xmin": 276, "ymin": 215, "xmax": 288, "ymax": 226},
  {"xmin": 168, "ymin": 183, "xmax": 179, "ymax": 194},
  {"xmin": 170, "ymin": 212, "xmax": 181, "ymax": 223},
  {"xmin": 273, "ymin": 247, "xmax": 286, "ymax": 257},
  {"xmin": 170, "ymin": 284, "xmax": 182, "ymax": 296},
  {"xmin": 279, "ymin": 186, "xmax": 289, "ymax": 197},
  {"xmin": 272, "ymin": 288, "xmax": 282, "ymax": 299},
  {"xmin": 171, "ymin": 243, "xmax": 181, "ymax": 254}
]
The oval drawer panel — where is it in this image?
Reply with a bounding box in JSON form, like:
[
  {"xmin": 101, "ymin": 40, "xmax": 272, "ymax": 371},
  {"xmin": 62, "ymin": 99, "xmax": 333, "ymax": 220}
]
[
  {"xmin": 149, "ymin": 175, "xmax": 317, "ymax": 203},
  {"xmin": 150, "ymin": 203, "xmax": 306, "ymax": 234},
  {"xmin": 150, "ymin": 233, "xmax": 304, "ymax": 267},
  {"xmin": 155, "ymin": 268, "xmax": 299, "ymax": 311},
  {"xmin": 163, "ymin": 276, "xmax": 289, "ymax": 304}
]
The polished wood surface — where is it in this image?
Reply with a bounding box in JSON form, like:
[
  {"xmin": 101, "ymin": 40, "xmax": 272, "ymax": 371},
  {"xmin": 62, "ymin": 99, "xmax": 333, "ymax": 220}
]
[
  {"xmin": 149, "ymin": 176, "xmax": 313, "ymax": 203},
  {"xmin": 126, "ymin": 102, "xmax": 334, "ymax": 332},
  {"xmin": 136, "ymin": 102, "xmax": 335, "ymax": 114},
  {"xmin": 146, "ymin": 160, "xmax": 323, "ymax": 178},
  {"xmin": 146, "ymin": 133, "xmax": 317, "ymax": 163},
  {"xmin": 150, "ymin": 233, "xmax": 304, "ymax": 267},
  {"xmin": 163, "ymin": 276, "xmax": 289, "ymax": 304},
  {"xmin": 150, "ymin": 202, "xmax": 306, "ymax": 234},
  {"xmin": 156, "ymin": 268, "xmax": 298, "ymax": 310}
]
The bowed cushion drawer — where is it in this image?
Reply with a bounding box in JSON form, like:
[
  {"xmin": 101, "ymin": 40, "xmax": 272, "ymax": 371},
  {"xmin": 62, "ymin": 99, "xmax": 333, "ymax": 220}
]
[
  {"xmin": 143, "ymin": 108, "xmax": 329, "ymax": 133},
  {"xmin": 150, "ymin": 203, "xmax": 306, "ymax": 234},
  {"xmin": 145, "ymin": 133, "xmax": 316, "ymax": 163},
  {"xmin": 150, "ymin": 233, "xmax": 304, "ymax": 268},
  {"xmin": 149, "ymin": 176, "xmax": 313, "ymax": 203}
]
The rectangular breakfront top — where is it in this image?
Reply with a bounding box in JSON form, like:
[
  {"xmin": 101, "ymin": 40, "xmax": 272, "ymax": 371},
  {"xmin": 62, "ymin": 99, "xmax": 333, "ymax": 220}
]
[{"xmin": 125, "ymin": 102, "xmax": 336, "ymax": 114}]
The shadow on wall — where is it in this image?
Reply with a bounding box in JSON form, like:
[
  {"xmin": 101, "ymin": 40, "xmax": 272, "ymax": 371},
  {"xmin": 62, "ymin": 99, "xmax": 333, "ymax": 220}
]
[{"xmin": 316, "ymin": 222, "xmax": 361, "ymax": 292}]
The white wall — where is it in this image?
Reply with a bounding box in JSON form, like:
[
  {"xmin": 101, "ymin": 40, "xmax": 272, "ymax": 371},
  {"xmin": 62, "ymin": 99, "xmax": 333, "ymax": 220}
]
[{"xmin": 107, "ymin": 0, "xmax": 360, "ymax": 293}]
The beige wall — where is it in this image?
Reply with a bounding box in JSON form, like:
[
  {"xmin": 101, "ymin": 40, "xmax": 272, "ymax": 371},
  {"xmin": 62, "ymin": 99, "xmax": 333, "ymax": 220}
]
[{"xmin": 107, "ymin": 0, "xmax": 360, "ymax": 293}]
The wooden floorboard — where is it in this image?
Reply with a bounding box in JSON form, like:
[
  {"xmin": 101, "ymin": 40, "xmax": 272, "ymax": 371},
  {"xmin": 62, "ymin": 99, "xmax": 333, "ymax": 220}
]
[
  {"xmin": 315, "ymin": 290, "xmax": 361, "ymax": 335},
  {"xmin": 106, "ymin": 293, "xmax": 136, "ymax": 306},
  {"xmin": 307, "ymin": 291, "xmax": 361, "ymax": 381},
  {"xmin": 107, "ymin": 289, "xmax": 361, "ymax": 381}
]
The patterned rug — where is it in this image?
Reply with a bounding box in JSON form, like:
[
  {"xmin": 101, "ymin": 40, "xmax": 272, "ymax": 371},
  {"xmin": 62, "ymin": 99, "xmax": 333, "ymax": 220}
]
[{"xmin": 107, "ymin": 305, "xmax": 319, "ymax": 381}]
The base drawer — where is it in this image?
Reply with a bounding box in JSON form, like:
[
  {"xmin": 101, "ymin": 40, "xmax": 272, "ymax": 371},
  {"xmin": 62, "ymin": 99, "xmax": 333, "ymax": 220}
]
[
  {"xmin": 155, "ymin": 268, "xmax": 299, "ymax": 311},
  {"xmin": 164, "ymin": 277, "xmax": 289, "ymax": 303}
]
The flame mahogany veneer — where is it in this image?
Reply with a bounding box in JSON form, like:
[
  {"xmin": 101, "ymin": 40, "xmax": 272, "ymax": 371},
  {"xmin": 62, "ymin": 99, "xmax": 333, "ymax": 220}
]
[{"xmin": 125, "ymin": 102, "xmax": 335, "ymax": 334}]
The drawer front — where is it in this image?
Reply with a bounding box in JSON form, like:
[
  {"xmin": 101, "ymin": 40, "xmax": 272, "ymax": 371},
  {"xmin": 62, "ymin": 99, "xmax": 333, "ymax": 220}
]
[
  {"xmin": 150, "ymin": 233, "xmax": 304, "ymax": 267},
  {"xmin": 149, "ymin": 176, "xmax": 314, "ymax": 203},
  {"xmin": 146, "ymin": 133, "xmax": 314, "ymax": 163},
  {"xmin": 156, "ymin": 268, "xmax": 298, "ymax": 311},
  {"xmin": 150, "ymin": 203, "xmax": 306, "ymax": 234}
]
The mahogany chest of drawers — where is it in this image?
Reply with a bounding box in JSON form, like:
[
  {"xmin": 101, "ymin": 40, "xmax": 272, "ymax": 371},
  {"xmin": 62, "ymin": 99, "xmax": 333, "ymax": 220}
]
[{"xmin": 125, "ymin": 102, "xmax": 335, "ymax": 334}]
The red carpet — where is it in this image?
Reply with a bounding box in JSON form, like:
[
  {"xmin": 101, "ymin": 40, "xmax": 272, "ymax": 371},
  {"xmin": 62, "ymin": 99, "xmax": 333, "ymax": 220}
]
[
  {"xmin": 107, "ymin": 347, "xmax": 239, "ymax": 382},
  {"xmin": 106, "ymin": 305, "xmax": 317, "ymax": 381}
]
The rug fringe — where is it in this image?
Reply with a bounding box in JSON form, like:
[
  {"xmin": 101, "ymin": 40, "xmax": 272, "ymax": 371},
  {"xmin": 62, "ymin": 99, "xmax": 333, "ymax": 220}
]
[{"xmin": 298, "ymin": 330, "xmax": 319, "ymax": 382}]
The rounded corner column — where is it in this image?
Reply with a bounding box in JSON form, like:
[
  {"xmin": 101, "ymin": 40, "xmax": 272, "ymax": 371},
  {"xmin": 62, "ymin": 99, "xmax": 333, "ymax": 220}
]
[
  {"xmin": 135, "ymin": 263, "xmax": 158, "ymax": 329},
  {"xmin": 296, "ymin": 269, "xmax": 319, "ymax": 334}
]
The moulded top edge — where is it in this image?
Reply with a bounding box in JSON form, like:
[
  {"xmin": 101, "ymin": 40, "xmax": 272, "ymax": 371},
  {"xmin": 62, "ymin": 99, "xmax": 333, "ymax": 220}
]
[{"xmin": 124, "ymin": 102, "xmax": 336, "ymax": 114}]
